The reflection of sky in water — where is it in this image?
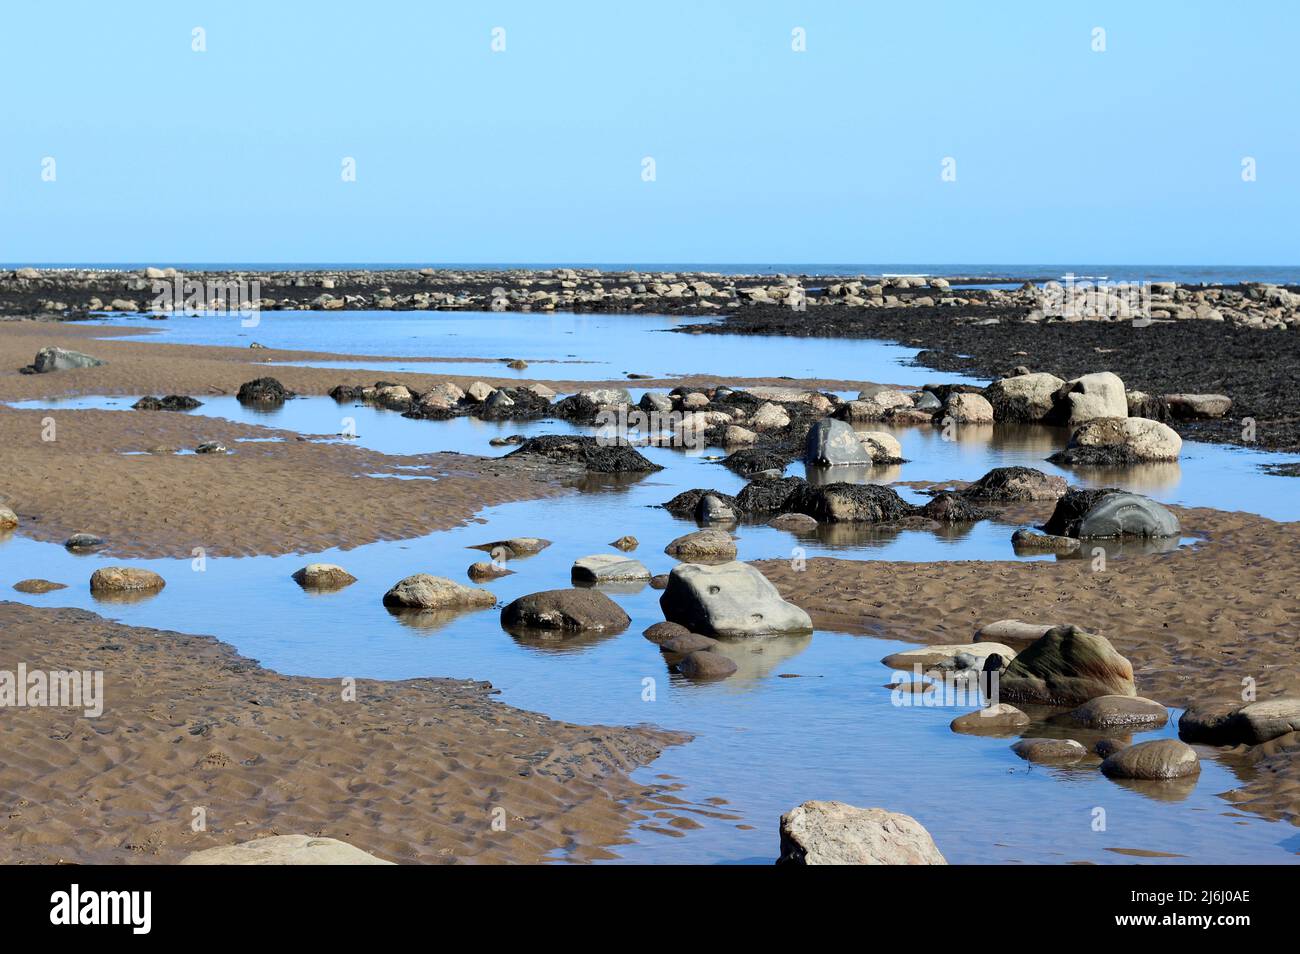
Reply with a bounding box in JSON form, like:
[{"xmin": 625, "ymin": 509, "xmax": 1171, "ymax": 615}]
[
  {"xmin": 3, "ymin": 391, "xmax": 1297, "ymax": 864},
  {"xmin": 88, "ymin": 310, "xmax": 972, "ymax": 385}
]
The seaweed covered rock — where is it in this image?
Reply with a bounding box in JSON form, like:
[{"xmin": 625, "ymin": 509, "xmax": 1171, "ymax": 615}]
[
  {"xmin": 662, "ymin": 488, "xmax": 740, "ymax": 518},
  {"xmin": 133, "ymin": 395, "xmax": 202, "ymax": 411},
  {"xmin": 983, "ymin": 372, "xmax": 1066, "ymax": 423},
  {"xmin": 236, "ymin": 376, "xmax": 294, "ymax": 405},
  {"xmin": 470, "ymin": 386, "xmax": 552, "ymax": 421},
  {"xmin": 919, "ymin": 492, "xmax": 994, "ymax": 522},
  {"xmin": 998, "ymin": 624, "xmax": 1136, "ymax": 706},
  {"xmin": 505, "ymin": 435, "xmax": 661, "ymax": 473},
  {"xmin": 1040, "ymin": 488, "xmax": 1122, "ymax": 537},
  {"xmin": 790, "ymin": 482, "xmax": 920, "ymax": 523},
  {"xmin": 554, "ymin": 387, "xmax": 633, "ymax": 424},
  {"xmin": 735, "ymin": 476, "xmax": 806, "ymax": 514},
  {"xmin": 1051, "ymin": 417, "xmax": 1182, "ymax": 465},
  {"xmin": 960, "ymin": 466, "xmax": 1067, "ymax": 501}
]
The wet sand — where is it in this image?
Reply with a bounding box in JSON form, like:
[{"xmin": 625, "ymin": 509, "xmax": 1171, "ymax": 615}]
[{"xmin": 0, "ymin": 601, "xmax": 688, "ymax": 864}]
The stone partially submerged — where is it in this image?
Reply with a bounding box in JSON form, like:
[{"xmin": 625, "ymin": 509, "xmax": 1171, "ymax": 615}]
[
  {"xmin": 659, "ymin": 561, "xmax": 812, "ymax": 637},
  {"xmin": 382, "ymin": 574, "xmax": 495, "ymax": 610},
  {"xmin": 998, "ymin": 624, "xmax": 1136, "ymax": 706},
  {"xmin": 1041, "ymin": 488, "xmax": 1179, "ymax": 539},
  {"xmin": 1100, "ymin": 739, "xmax": 1200, "ymax": 780},
  {"xmin": 505, "ymin": 435, "xmax": 661, "ymax": 473},
  {"xmin": 960, "ymin": 466, "xmax": 1067, "ymax": 501},
  {"xmin": 500, "ymin": 588, "xmax": 630, "ymax": 633},
  {"xmin": 571, "ymin": 554, "xmax": 651, "ymax": 584},
  {"xmin": 1179, "ymin": 698, "xmax": 1300, "ymax": 745},
  {"xmin": 804, "ymin": 418, "xmax": 873, "ymax": 467},
  {"xmin": 1051, "ymin": 417, "xmax": 1182, "ymax": 465},
  {"xmin": 777, "ymin": 801, "xmax": 946, "ymax": 865}
]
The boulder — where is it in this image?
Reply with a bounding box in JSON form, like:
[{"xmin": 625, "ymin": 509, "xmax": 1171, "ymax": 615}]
[
  {"xmin": 943, "ymin": 392, "xmax": 994, "ymax": 424},
  {"xmin": 180, "ymin": 835, "xmax": 392, "ymax": 865},
  {"xmin": 1042, "ymin": 488, "xmax": 1179, "ymax": 539},
  {"xmin": 769, "ymin": 512, "xmax": 819, "ymax": 532},
  {"xmin": 805, "ymin": 418, "xmax": 873, "ymax": 467},
  {"xmin": 505, "ymin": 435, "xmax": 661, "ymax": 473},
  {"xmin": 1101, "ymin": 739, "xmax": 1200, "ymax": 780},
  {"xmin": 777, "ymin": 801, "xmax": 946, "ymax": 865},
  {"xmin": 950, "ymin": 703, "xmax": 1031, "ymax": 734},
  {"xmin": 571, "ymin": 554, "xmax": 651, "ymax": 584},
  {"xmin": 467, "ymin": 561, "xmax": 513, "ymax": 582},
  {"xmin": 89, "ymin": 567, "xmax": 166, "ymax": 593},
  {"xmin": 30, "ymin": 347, "xmax": 105, "ymax": 373},
  {"xmin": 1179, "ymin": 698, "xmax": 1300, "ymax": 745},
  {"xmin": 675, "ymin": 650, "xmax": 738, "ymax": 680},
  {"xmin": 382, "ymin": 574, "xmax": 495, "ymax": 610},
  {"xmin": 983, "ymin": 372, "xmax": 1066, "ymax": 422},
  {"xmin": 1164, "ymin": 393, "xmax": 1232, "ymax": 420},
  {"xmin": 610, "ymin": 535, "xmax": 639, "ymax": 551},
  {"xmin": 749, "ymin": 402, "xmax": 791, "ymax": 430},
  {"xmin": 1076, "ymin": 493, "xmax": 1180, "ymax": 538},
  {"xmin": 1011, "ymin": 738, "xmax": 1087, "ymax": 764},
  {"xmin": 1057, "ymin": 372, "xmax": 1127, "ymax": 423},
  {"xmin": 998, "ymin": 624, "xmax": 1135, "ymax": 706},
  {"xmin": 961, "ymin": 466, "xmax": 1067, "ymax": 501},
  {"xmin": 500, "ymin": 588, "xmax": 630, "ymax": 633},
  {"xmin": 919, "ymin": 492, "xmax": 994, "ymax": 522},
  {"xmin": 1057, "ymin": 417, "xmax": 1182, "ymax": 463},
  {"xmin": 133, "ymin": 395, "xmax": 202, "ymax": 411},
  {"xmin": 660, "ymin": 561, "xmax": 812, "ymax": 637},
  {"xmin": 236, "ymin": 377, "xmax": 294, "ymax": 405},
  {"xmin": 0, "ymin": 507, "xmax": 17, "ymax": 530},
  {"xmin": 291, "ymin": 563, "xmax": 357, "ymax": 589},
  {"xmin": 467, "ymin": 537, "xmax": 551, "ymax": 558},
  {"xmin": 1067, "ymin": 695, "xmax": 1168, "ymax": 729},
  {"xmin": 13, "ymin": 579, "xmax": 67, "ymax": 594},
  {"xmin": 64, "ymin": 532, "xmax": 104, "ymax": 550},
  {"xmin": 664, "ymin": 528, "xmax": 737, "ymax": 562},
  {"xmin": 859, "ymin": 431, "xmax": 903, "ymax": 463},
  {"xmin": 790, "ymin": 483, "xmax": 919, "ymax": 523},
  {"xmin": 694, "ymin": 493, "xmax": 738, "ymax": 525},
  {"xmin": 642, "ymin": 621, "xmax": 694, "ymax": 646},
  {"xmin": 659, "ymin": 632, "xmax": 719, "ymax": 654},
  {"xmin": 1011, "ymin": 528, "xmax": 1080, "ymax": 553}
]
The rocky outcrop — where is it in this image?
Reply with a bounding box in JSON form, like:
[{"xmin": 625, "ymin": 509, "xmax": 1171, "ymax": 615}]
[{"xmin": 777, "ymin": 801, "xmax": 946, "ymax": 865}]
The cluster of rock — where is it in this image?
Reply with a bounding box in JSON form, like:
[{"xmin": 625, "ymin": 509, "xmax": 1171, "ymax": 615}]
[{"xmin": 9, "ymin": 266, "xmax": 1295, "ymax": 330}]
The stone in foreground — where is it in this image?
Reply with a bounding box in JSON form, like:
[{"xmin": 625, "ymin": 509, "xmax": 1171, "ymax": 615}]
[
  {"xmin": 777, "ymin": 801, "xmax": 946, "ymax": 865},
  {"xmin": 1179, "ymin": 697, "xmax": 1300, "ymax": 745},
  {"xmin": 659, "ymin": 561, "xmax": 812, "ymax": 637},
  {"xmin": 180, "ymin": 835, "xmax": 393, "ymax": 865},
  {"xmin": 675, "ymin": 650, "xmax": 738, "ymax": 680}
]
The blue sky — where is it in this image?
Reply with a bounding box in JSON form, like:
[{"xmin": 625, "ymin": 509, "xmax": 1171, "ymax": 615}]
[{"xmin": 1, "ymin": 1, "xmax": 1296, "ymax": 264}]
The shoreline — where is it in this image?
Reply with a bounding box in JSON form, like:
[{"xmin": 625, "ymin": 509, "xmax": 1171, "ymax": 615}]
[{"xmin": 0, "ymin": 601, "xmax": 689, "ymax": 864}]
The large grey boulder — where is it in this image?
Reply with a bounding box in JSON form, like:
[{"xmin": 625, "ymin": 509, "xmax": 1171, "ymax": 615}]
[
  {"xmin": 998, "ymin": 624, "xmax": 1135, "ymax": 706},
  {"xmin": 30, "ymin": 347, "xmax": 105, "ymax": 373},
  {"xmin": 805, "ymin": 418, "xmax": 873, "ymax": 467},
  {"xmin": 983, "ymin": 372, "xmax": 1066, "ymax": 422},
  {"xmin": 777, "ymin": 801, "xmax": 946, "ymax": 865},
  {"xmin": 1056, "ymin": 371, "xmax": 1127, "ymax": 423},
  {"xmin": 659, "ymin": 561, "xmax": 812, "ymax": 637},
  {"xmin": 180, "ymin": 835, "xmax": 392, "ymax": 865},
  {"xmin": 571, "ymin": 554, "xmax": 651, "ymax": 584},
  {"xmin": 1077, "ymin": 492, "xmax": 1180, "ymax": 538}
]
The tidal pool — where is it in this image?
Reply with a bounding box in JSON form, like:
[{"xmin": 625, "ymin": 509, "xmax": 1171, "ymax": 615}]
[{"xmin": 4, "ymin": 383, "xmax": 1298, "ymax": 864}]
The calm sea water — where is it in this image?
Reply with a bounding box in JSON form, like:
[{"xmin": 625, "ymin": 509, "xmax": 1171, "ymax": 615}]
[{"xmin": 13, "ymin": 263, "xmax": 1300, "ymax": 284}]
